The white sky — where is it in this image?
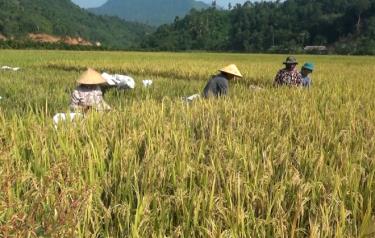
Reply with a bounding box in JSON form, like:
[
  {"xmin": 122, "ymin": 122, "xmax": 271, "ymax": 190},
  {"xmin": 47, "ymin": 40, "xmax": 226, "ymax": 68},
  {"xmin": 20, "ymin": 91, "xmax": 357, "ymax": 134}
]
[{"xmin": 72, "ymin": 0, "xmax": 249, "ymax": 8}]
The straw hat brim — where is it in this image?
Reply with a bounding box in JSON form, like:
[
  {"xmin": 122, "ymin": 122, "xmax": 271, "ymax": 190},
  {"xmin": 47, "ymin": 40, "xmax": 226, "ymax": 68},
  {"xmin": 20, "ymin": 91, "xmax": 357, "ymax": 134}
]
[
  {"xmin": 77, "ymin": 68, "xmax": 107, "ymax": 85},
  {"xmin": 219, "ymin": 64, "xmax": 243, "ymax": 78}
]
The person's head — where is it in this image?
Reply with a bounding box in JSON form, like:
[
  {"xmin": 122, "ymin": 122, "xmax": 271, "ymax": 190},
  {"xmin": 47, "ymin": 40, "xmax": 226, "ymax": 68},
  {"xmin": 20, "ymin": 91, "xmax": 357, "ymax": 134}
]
[
  {"xmin": 301, "ymin": 63, "xmax": 314, "ymax": 77},
  {"xmin": 222, "ymin": 72, "xmax": 236, "ymax": 80},
  {"xmin": 77, "ymin": 68, "xmax": 107, "ymax": 88},
  {"xmin": 219, "ymin": 64, "xmax": 243, "ymax": 81},
  {"xmin": 283, "ymin": 56, "xmax": 298, "ymax": 71}
]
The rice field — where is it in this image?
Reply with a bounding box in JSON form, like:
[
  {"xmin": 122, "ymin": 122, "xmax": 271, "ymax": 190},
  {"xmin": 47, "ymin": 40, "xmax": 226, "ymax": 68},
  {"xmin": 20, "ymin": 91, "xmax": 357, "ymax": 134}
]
[{"xmin": 0, "ymin": 50, "xmax": 374, "ymax": 237}]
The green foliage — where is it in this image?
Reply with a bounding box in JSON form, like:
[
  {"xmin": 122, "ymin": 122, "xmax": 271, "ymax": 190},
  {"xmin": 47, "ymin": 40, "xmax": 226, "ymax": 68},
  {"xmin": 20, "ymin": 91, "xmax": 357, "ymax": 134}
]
[
  {"xmin": 143, "ymin": 0, "xmax": 375, "ymax": 54},
  {"xmin": 142, "ymin": 8, "xmax": 230, "ymax": 51},
  {"xmin": 0, "ymin": 0, "xmax": 154, "ymax": 49},
  {"xmin": 0, "ymin": 40, "xmax": 112, "ymax": 51}
]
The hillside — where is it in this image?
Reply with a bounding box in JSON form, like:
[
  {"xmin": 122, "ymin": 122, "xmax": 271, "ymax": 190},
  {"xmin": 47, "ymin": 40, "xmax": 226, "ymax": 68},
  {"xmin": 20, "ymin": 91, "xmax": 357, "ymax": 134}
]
[
  {"xmin": 142, "ymin": 0, "xmax": 375, "ymax": 54},
  {"xmin": 0, "ymin": 0, "xmax": 153, "ymax": 49},
  {"xmin": 89, "ymin": 0, "xmax": 209, "ymax": 26}
]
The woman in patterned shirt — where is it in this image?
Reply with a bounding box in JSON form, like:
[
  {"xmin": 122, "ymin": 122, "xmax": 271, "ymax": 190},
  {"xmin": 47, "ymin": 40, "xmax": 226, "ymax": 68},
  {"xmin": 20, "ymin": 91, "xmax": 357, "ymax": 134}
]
[
  {"xmin": 274, "ymin": 56, "xmax": 302, "ymax": 87},
  {"xmin": 70, "ymin": 68, "xmax": 111, "ymax": 112}
]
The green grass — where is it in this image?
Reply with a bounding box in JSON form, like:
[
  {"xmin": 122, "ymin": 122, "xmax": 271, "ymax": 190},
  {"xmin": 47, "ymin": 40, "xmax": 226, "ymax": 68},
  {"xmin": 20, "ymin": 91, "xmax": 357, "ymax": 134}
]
[{"xmin": 0, "ymin": 50, "xmax": 374, "ymax": 237}]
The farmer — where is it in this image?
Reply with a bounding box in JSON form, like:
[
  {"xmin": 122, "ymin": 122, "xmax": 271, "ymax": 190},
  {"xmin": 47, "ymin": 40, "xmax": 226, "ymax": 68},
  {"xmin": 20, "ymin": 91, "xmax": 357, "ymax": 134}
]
[
  {"xmin": 274, "ymin": 56, "xmax": 302, "ymax": 86},
  {"xmin": 70, "ymin": 68, "xmax": 111, "ymax": 112},
  {"xmin": 203, "ymin": 64, "xmax": 242, "ymax": 98},
  {"xmin": 301, "ymin": 63, "xmax": 314, "ymax": 88}
]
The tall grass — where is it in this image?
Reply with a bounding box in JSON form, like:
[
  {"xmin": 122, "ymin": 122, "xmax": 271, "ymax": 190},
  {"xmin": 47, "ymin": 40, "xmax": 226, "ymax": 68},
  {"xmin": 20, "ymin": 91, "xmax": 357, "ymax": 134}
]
[{"xmin": 0, "ymin": 50, "xmax": 374, "ymax": 237}]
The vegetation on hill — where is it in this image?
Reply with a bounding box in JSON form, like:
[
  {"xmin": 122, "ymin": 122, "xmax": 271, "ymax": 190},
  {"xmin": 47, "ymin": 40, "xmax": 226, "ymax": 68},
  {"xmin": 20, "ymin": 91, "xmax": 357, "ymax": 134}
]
[
  {"xmin": 0, "ymin": 0, "xmax": 153, "ymax": 49},
  {"xmin": 89, "ymin": 0, "xmax": 209, "ymax": 26},
  {"xmin": 142, "ymin": 0, "xmax": 375, "ymax": 54}
]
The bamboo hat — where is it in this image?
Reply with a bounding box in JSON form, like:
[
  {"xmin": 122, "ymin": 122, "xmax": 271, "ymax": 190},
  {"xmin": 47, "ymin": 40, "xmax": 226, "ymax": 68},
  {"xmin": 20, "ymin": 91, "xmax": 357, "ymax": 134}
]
[
  {"xmin": 219, "ymin": 64, "xmax": 243, "ymax": 78},
  {"xmin": 77, "ymin": 68, "xmax": 107, "ymax": 85}
]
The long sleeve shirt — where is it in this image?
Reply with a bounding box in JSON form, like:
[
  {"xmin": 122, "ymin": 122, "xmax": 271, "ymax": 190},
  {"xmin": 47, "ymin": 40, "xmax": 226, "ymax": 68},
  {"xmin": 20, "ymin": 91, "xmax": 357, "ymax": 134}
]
[
  {"xmin": 203, "ymin": 74, "xmax": 229, "ymax": 98},
  {"xmin": 302, "ymin": 75, "xmax": 312, "ymax": 88},
  {"xmin": 70, "ymin": 85, "xmax": 111, "ymax": 112},
  {"xmin": 274, "ymin": 68, "xmax": 302, "ymax": 86}
]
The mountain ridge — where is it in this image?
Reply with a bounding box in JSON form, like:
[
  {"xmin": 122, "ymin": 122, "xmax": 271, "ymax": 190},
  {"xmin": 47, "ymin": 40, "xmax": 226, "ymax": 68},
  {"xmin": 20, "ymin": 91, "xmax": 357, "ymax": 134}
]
[
  {"xmin": 89, "ymin": 0, "xmax": 210, "ymax": 26},
  {"xmin": 0, "ymin": 0, "xmax": 153, "ymax": 49}
]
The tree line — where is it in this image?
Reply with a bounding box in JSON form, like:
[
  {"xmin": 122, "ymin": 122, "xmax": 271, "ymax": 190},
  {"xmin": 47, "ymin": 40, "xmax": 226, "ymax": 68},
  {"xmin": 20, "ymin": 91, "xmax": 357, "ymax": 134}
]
[{"xmin": 141, "ymin": 0, "xmax": 375, "ymax": 54}]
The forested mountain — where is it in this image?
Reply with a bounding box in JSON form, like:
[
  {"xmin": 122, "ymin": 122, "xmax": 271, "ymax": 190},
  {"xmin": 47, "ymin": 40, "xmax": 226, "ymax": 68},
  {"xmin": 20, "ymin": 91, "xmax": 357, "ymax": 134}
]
[
  {"xmin": 0, "ymin": 0, "xmax": 153, "ymax": 48},
  {"xmin": 89, "ymin": 0, "xmax": 209, "ymax": 26},
  {"xmin": 142, "ymin": 0, "xmax": 375, "ymax": 54}
]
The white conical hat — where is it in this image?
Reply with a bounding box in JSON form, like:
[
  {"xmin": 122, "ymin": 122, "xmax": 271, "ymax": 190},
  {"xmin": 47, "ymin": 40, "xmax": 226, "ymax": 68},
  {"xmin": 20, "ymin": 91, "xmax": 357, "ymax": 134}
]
[
  {"xmin": 77, "ymin": 68, "xmax": 107, "ymax": 85},
  {"xmin": 219, "ymin": 64, "xmax": 243, "ymax": 78}
]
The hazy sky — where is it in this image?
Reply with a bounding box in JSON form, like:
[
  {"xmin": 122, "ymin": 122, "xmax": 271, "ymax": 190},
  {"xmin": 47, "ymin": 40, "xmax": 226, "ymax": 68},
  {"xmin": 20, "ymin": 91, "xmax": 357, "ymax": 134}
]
[{"xmin": 72, "ymin": 0, "xmax": 248, "ymax": 8}]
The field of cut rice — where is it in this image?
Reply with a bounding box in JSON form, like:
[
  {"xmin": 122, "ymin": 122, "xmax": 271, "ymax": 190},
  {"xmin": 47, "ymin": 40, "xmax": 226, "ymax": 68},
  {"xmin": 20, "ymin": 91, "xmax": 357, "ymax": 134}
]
[{"xmin": 0, "ymin": 50, "xmax": 374, "ymax": 237}]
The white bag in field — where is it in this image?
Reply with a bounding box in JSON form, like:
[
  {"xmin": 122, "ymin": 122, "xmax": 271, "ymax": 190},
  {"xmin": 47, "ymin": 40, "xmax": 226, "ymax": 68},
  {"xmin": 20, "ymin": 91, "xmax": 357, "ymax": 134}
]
[
  {"xmin": 101, "ymin": 72, "xmax": 116, "ymax": 86},
  {"xmin": 53, "ymin": 113, "xmax": 83, "ymax": 129},
  {"xmin": 182, "ymin": 94, "xmax": 201, "ymax": 103},
  {"xmin": 1, "ymin": 66, "xmax": 20, "ymax": 71},
  {"xmin": 102, "ymin": 72, "xmax": 135, "ymax": 89},
  {"xmin": 142, "ymin": 80, "xmax": 153, "ymax": 87},
  {"xmin": 186, "ymin": 94, "xmax": 201, "ymax": 101},
  {"xmin": 116, "ymin": 74, "xmax": 135, "ymax": 89},
  {"xmin": 249, "ymin": 85, "xmax": 263, "ymax": 91}
]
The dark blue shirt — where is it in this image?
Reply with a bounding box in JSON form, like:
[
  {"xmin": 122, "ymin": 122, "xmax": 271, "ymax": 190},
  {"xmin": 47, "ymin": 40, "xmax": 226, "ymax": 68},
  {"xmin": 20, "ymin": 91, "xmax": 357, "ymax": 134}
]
[{"xmin": 203, "ymin": 74, "xmax": 229, "ymax": 98}]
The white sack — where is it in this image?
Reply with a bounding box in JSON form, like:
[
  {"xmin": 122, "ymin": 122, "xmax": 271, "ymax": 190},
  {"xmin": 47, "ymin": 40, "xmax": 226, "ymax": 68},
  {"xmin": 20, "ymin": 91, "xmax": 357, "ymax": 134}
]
[
  {"xmin": 53, "ymin": 113, "xmax": 83, "ymax": 129},
  {"xmin": 102, "ymin": 72, "xmax": 135, "ymax": 89},
  {"xmin": 182, "ymin": 94, "xmax": 201, "ymax": 102},
  {"xmin": 101, "ymin": 72, "xmax": 116, "ymax": 86},
  {"xmin": 142, "ymin": 80, "xmax": 153, "ymax": 87},
  {"xmin": 1, "ymin": 66, "xmax": 20, "ymax": 71}
]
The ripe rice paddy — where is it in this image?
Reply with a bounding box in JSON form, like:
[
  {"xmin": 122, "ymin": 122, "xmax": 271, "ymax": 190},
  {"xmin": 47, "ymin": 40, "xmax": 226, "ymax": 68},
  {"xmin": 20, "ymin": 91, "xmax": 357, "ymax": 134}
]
[{"xmin": 0, "ymin": 50, "xmax": 374, "ymax": 237}]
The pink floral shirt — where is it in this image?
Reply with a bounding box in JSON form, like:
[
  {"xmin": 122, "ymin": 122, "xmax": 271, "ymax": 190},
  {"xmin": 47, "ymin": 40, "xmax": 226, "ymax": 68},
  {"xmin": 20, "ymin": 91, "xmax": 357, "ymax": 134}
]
[
  {"xmin": 274, "ymin": 68, "xmax": 302, "ymax": 86},
  {"xmin": 70, "ymin": 85, "xmax": 111, "ymax": 112}
]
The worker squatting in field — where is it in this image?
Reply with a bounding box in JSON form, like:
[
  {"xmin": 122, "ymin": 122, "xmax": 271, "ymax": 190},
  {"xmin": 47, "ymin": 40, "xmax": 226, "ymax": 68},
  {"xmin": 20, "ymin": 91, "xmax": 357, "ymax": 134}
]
[
  {"xmin": 203, "ymin": 64, "xmax": 243, "ymax": 98},
  {"xmin": 69, "ymin": 57, "xmax": 313, "ymax": 111},
  {"xmin": 300, "ymin": 62, "xmax": 314, "ymax": 87},
  {"xmin": 55, "ymin": 57, "xmax": 314, "ymax": 127},
  {"xmin": 183, "ymin": 64, "xmax": 243, "ymax": 101},
  {"xmin": 274, "ymin": 56, "xmax": 314, "ymax": 87},
  {"xmin": 185, "ymin": 58, "xmax": 313, "ymax": 102},
  {"xmin": 70, "ymin": 68, "xmax": 111, "ymax": 112}
]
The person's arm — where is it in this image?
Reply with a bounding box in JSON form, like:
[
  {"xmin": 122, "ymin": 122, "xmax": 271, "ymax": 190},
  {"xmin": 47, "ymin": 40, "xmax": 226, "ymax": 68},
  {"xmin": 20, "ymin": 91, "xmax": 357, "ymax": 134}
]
[
  {"xmin": 94, "ymin": 88, "xmax": 111, "ymax": 111},
  {"xmin": 203, "ymin": 78, "xmax": 213, "ymax": 98},
  {"xmin": 101, "ymin": 100, "xmax": 112, "ymax": 111},
  {"xmin": 274, "ymin": 70, "xmax": 282, "ymax": 86},
  {"xmin": 71, "ymin": 90, "xmax": 83, "ymax": 106},
  {"xmin": 295, "ymin": 72, "xmax": 303, "ymax": 86}
]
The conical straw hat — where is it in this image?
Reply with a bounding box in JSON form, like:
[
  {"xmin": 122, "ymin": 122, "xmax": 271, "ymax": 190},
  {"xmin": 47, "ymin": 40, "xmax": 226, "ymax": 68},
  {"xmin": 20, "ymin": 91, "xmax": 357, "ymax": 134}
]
[
  {"xmin": 77, "ymin": 68, "xmax": 107, "ymax": 85},
  {"xmin": 219, "ymin": 64, "xmax": 243, "ymax": 78}
]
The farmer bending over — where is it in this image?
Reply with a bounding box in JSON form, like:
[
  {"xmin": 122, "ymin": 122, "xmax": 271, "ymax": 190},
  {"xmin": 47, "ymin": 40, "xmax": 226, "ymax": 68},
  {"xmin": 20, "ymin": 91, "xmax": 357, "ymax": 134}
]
[
  {"xmin": 70, "ymin": 68, "xmax": 111, "ymax": 112},
  {"xmin": 301, "ymin": 63, "xmax": 314, "ymax": 88},
  {"xmin": 274, "ymin": 56, "xmax": 302, "ymax": 86},
  {"xmin": 203, "ymin": 64, "xmax": 243, "ymax": 98}
]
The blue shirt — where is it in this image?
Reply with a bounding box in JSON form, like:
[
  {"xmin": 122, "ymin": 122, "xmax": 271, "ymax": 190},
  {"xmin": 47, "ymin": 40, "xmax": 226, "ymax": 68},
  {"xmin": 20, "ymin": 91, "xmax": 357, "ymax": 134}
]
[{"xmin": 301, "ymin": 75, "xmax": 312, "ymax": 88}]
